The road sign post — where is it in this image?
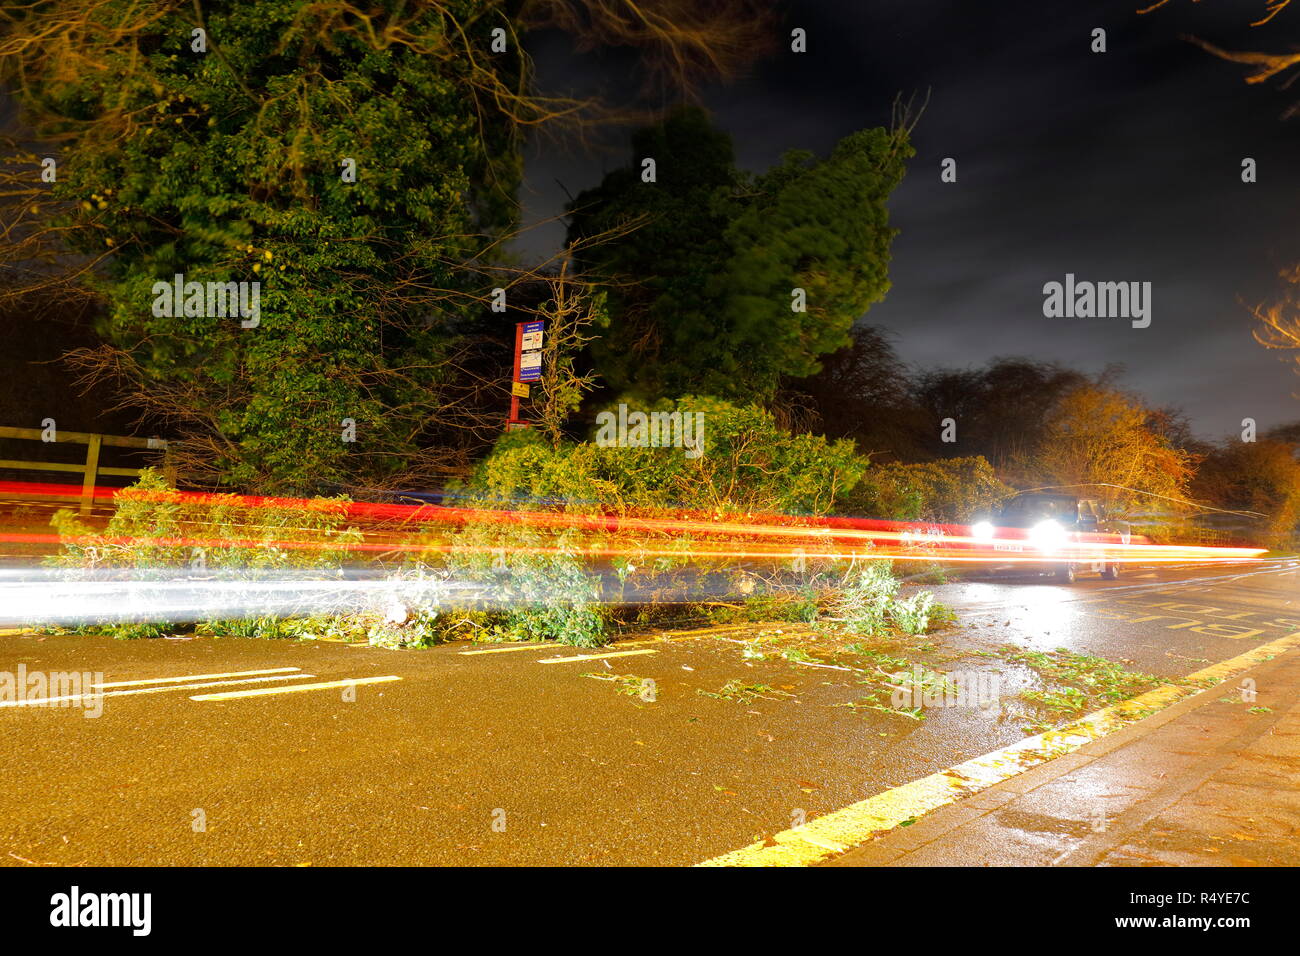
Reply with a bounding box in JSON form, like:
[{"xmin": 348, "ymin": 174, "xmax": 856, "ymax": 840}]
[{"xmin": 508, "ymin": 320, "xmax": 544, "ymax": 430}]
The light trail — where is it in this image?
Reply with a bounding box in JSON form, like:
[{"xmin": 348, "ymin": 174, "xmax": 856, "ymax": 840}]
[
  {"xmin": 0, "ymin": 478, "xmax": 1268, "ymax": 629},
  {"xmin": 0, "ymin": 479, "xmax": 1267, "ymax": 560},
  {"xmin": 0, "ymin": 528, "xmax": 1267, "ymax": 564}
]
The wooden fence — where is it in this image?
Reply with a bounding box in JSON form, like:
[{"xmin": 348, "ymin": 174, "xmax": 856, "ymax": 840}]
[{"xmin": 0, "ymin": 426, "xmax": 172, "ymax": 514}]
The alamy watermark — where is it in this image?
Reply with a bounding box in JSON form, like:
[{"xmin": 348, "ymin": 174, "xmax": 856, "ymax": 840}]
[
  {"xmin": 0, "ymin": 665, "xmax": 104, "ymax": 718},
  {"xmin": 50, "ymin": 886, "xmax": 151, "ymax": 936},
  {"xmin": 1042, "ymin": 273, "xmax": 1151, "ymax": 328},
  {"xmin": 594, "ymin": 404, "xmax": 705, "ymax": 459},
  {"xmin": 889, "ymin": 665, "xmax": 1001, "ymax": 713}
]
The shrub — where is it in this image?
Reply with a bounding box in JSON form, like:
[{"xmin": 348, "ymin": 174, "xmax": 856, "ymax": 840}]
[
  {"xmin": 826, "ymin": 562, "xmax": 900, "ymax": 636},
  {"xmin": 45, "ymin": 469, "xmax": 366, "ymax": 638},
  {"xmin": 444, "ymin": 398, "xmax": 868, "ymax": 643},
  {"xmin": 44, "ymin": 420, "xmax": 944, "ymax": 649},
  {"xmin": 495, "ymin": 548, "xmax": 610, "ymax": 647},
  {"xmin": 465, "ymin": 397, "xmax": 866, "ymax": 518},
  {"xmin": 69, "ymin": 622, "xmax": 169, "ymax": 641},
  {"xmin": 891, "ymin": 592, "xmax": 936, "ymax": 635},
  {"xmin": 435, "ymin": 513, "xmax": 614, "ymax": 646},
  {"xmin": 366, "ymin": 609, "xmax": 447, "ymax": 649},
  {"xmin": 839, "ymin": 455, "xmax": 1012, "ymax": 522},
  {"xmin": 817, "ymin": 560, "xmax": 944, "ymax": 638},
  {"xmin": 49, "ymin": 469, "xmax": 362, "ymax": 575}
]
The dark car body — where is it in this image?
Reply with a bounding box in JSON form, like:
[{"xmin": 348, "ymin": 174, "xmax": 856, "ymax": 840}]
[{"xmin": 973, "ymin": 492, "xmax": 1124, "ymax": 583}]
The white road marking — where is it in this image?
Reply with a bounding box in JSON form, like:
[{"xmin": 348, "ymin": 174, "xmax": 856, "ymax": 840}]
[
  {"xmin": 94, "ymin": 667, "xmax": 301, "ymax": 688},
  {"xmin": 459, "ymin": 645, "xmax": 550, "ymax": 656},
  {"xmin": 537, "ymin": 649, "xmax": 659, "ymax": 664},
  {"xmin": 1, "ymin": 672, "xmax": 319, "ymax": 707},
  {"xmin": 190, "ymin": 675, "xmax": 400, "ymax": 701}
]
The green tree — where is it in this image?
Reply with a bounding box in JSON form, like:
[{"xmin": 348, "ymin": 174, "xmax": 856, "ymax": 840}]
[
  {"xmin": 565, "ymin": 106, "xmax": 743, "ymax": 398},
  {"xmin": 567, "ymin": 106, "xmax": 913, "ymax": 401},
  {"xmin": 0, "ymin": 1, "xmax": 775, "ymax": 492},
  {"xmin": 2, "ymin": 0, "xmax": 528, "ymax": 492}
]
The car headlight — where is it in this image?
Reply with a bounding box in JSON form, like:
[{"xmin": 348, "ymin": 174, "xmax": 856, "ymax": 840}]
[
  {"xmin": 1029, "ymin": 519, "xmax": 1066, "ymax": 552},
  {"xmin": 971, "ymin": 521, "xmax": 995, "ymax": 542}
]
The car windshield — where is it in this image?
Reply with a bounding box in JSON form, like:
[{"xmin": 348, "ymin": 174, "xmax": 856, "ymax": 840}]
[{"xmin": 998, "ymin": 495, "xmax": 1077, "ymax": 522}]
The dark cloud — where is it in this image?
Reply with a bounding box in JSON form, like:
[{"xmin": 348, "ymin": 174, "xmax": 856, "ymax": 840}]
[{"xmin": 520, "ymin": 0, "xmax": 1300, "ymax": 436}]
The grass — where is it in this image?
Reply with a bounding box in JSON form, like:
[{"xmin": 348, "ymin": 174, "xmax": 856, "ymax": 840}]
[
  {"xmin": 697, "ymin": 679, "xmax": 792, "ymax": 705},
  {"xmin": 834, "ymin": 661, "xmax": 956, "ymax": 722},
  {"xmin": 707, "ymin": 592, "xmax": 820, "ymax": 625},
  {"xmin": 842, "ymin": 642, "xmax": 911, "ymax": 672},
  {"xmin": 720, "ymin": 626, "xmax": 954, "ymax": 723},
  {"xmin": 834, "ymin": 692, "xmax": 925, "ymax": 721},
  {"xmin": 580, "ymin": 672, "xmax": 657, "ymax": 701},
  {"xmin": 1007, "ymin": 647, "xmax": 1168, "ymax": 731}
]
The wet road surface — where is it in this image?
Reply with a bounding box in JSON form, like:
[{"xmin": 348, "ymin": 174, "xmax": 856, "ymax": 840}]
[{"xmin": 1, "ymin": 558, "xmax": 1296, "ymax": 865}]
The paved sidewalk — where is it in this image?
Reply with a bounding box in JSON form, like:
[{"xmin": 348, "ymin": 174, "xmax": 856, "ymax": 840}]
[{"xmin": 830, "ymin": 643, "xmax": 1300, "ymax": 867}]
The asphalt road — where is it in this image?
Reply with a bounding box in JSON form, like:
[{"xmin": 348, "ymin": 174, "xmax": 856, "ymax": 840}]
[{"xmin": 1, "ymin": 558, "xmax": 1296, "ymax": 866}]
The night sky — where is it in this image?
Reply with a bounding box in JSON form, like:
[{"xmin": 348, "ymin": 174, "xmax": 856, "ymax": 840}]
[{"xmin": 518, "ymin": 0, "xmax": 1300, "ymax": 438}]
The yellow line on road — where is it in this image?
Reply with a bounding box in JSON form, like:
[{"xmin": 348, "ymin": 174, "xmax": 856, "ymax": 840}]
[
  {"xmin": 190, "ymin": 675, "xmax": 401, "ymax": 701},
  {"xmin": 95, "ymin": 667, "xmax": 301, "ymax": 688},
  {"xmin": 537, "ymin": 649, "xmax": 659, "ymax": 664},
  {"xmin": 697, "ymin": 630, "xmax": 1300, "ymax": 867}
]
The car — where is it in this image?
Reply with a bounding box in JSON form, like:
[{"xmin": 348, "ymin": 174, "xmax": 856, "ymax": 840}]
[{"xmin": 969, "ymin": 492, "xmax": 1123, "ymax": 583}]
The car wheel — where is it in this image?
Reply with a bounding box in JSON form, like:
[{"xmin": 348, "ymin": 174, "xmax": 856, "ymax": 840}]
[
  {"xmin": 1056, "ymin": 563, "xmax": 1076, "ymax": 584},
  {"xmin": 1100, "ymin": 563, "xmax": 1119, "ymax": 580}
]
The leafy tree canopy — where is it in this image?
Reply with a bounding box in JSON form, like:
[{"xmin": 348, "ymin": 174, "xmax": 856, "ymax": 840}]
[
  {"xmin": 3, "ymin": 0, "xmax": 528, "ymax": 492},
  {"xmin": 566, "ymin": 105, "xmax": 913, "ymax": 401}
]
